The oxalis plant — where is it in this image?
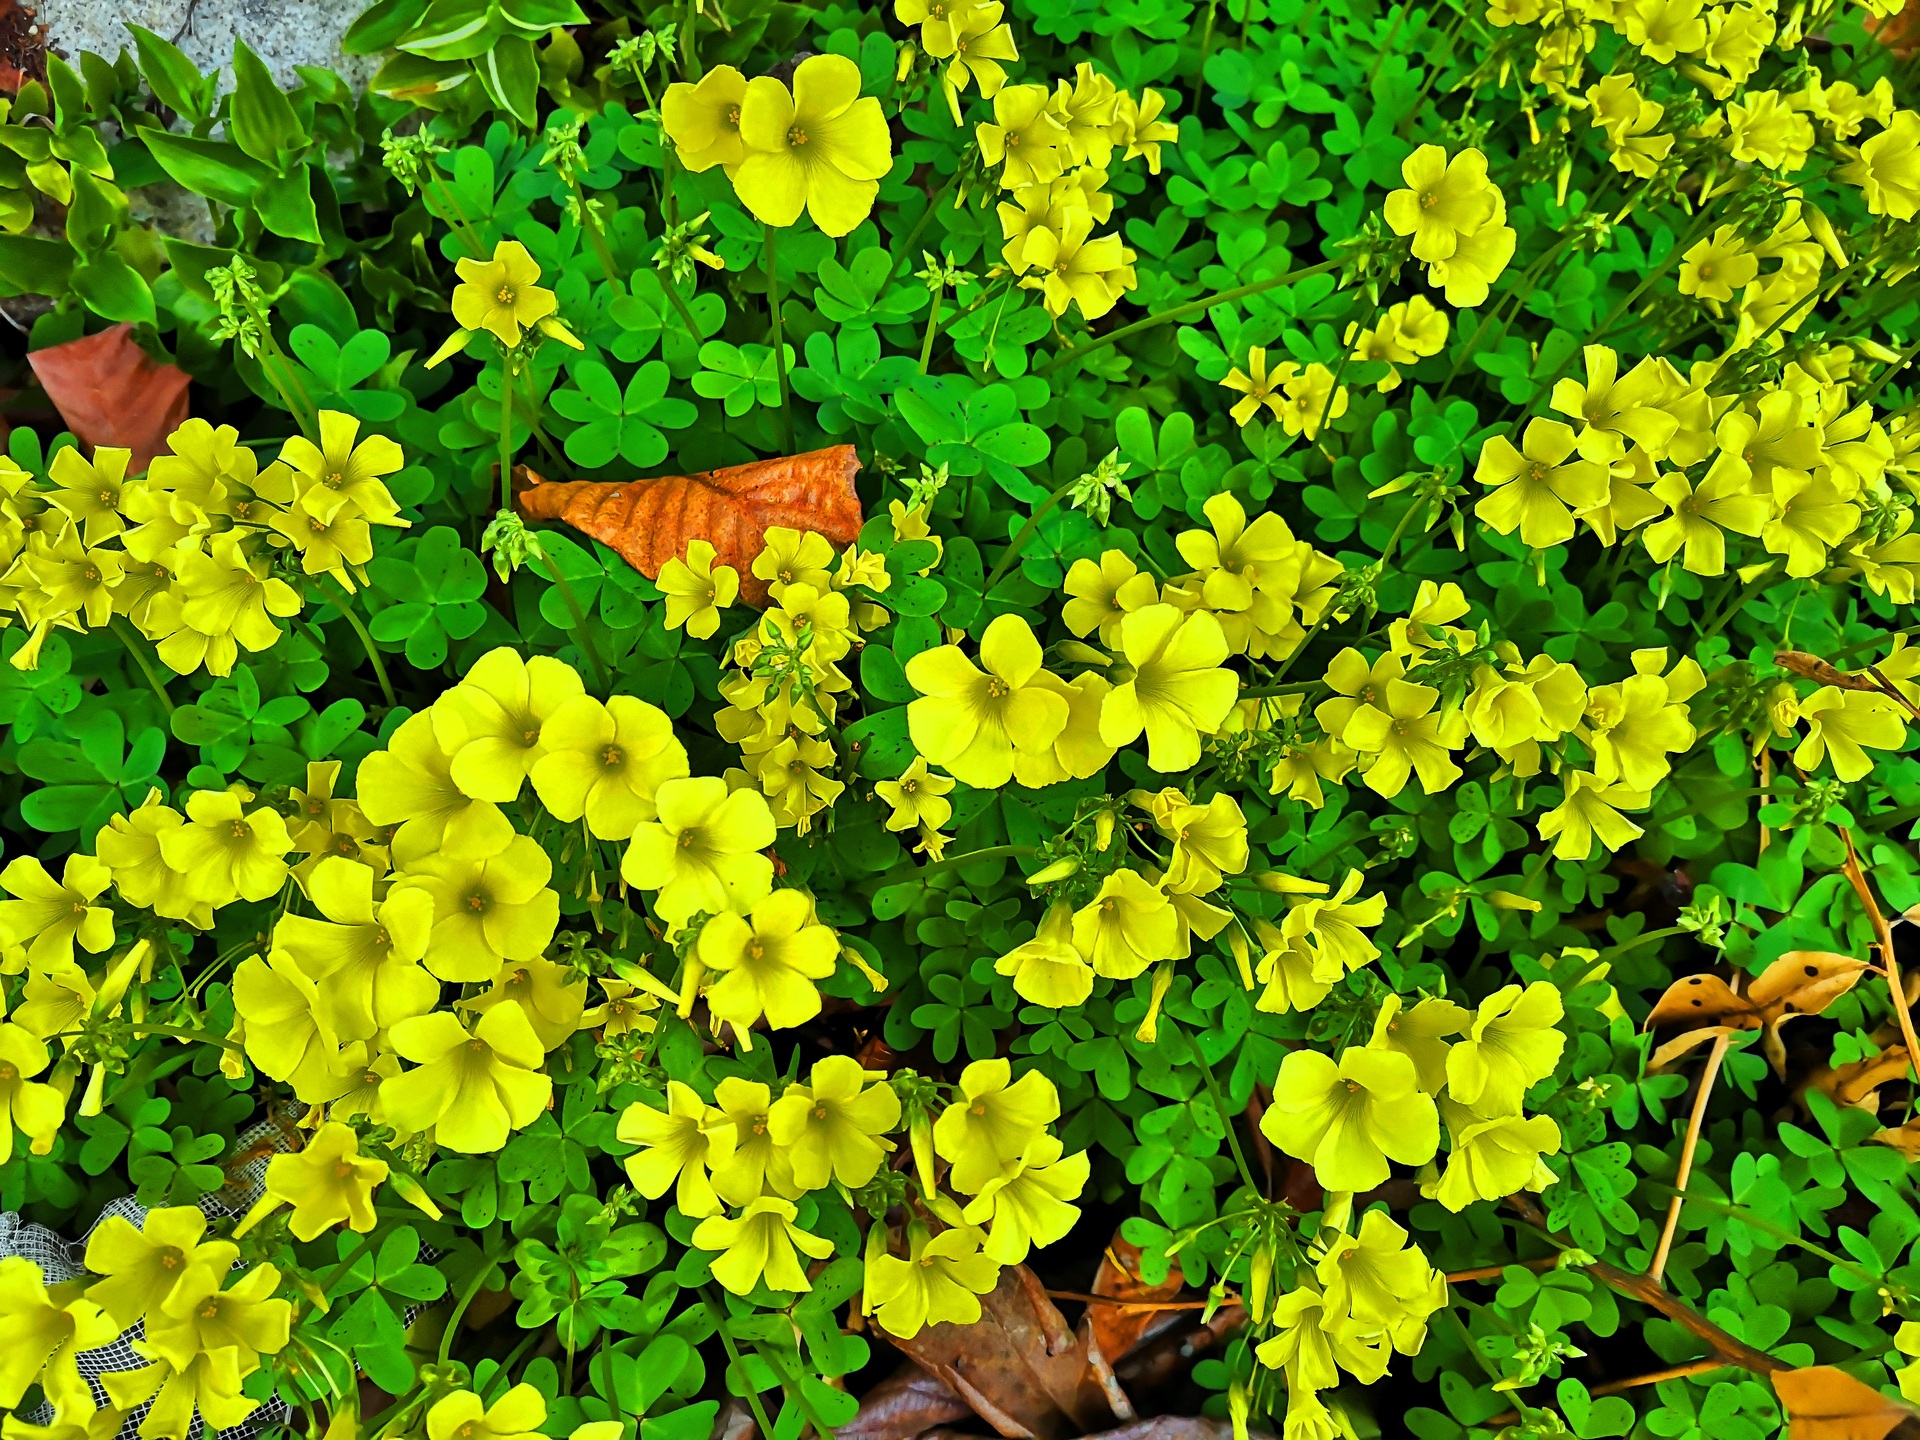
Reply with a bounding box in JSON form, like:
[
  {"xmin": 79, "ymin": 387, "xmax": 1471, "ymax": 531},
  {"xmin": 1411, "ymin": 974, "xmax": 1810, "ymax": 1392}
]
[{"xmin": 5, "ymin": 0, "xmax": 1920, "ymax": 1437}]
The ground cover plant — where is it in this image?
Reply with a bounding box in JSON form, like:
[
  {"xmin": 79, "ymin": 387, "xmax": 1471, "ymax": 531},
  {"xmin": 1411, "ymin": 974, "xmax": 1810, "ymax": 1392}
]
[{"xmin": 7, "ymin": 0, "xmax": 1920, "ymax": 1437}]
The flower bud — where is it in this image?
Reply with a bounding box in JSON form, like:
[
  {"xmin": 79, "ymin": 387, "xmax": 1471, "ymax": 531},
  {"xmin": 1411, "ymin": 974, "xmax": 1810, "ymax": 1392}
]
[
  {"xmin": 1484, "ymin": 890, "xmax": 1541, "ymax": 912},
  {"xmin": 1026, "ymin": 856, "xmax": 1081, "ymax": 886}
]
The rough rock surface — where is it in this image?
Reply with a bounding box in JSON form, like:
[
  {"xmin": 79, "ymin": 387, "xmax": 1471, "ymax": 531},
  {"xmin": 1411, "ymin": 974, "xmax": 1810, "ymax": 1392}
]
[{"xmin": 30, "ymin": 0, "xmax": 375, "ymax": 89}]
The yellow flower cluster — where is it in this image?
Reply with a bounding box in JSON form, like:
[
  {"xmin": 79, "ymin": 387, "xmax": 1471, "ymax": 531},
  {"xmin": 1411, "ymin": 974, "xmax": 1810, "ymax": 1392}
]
[
  {"xmin": 0, "ymin": 411, "xmax": 405, "ymax": 675},
  {"xmin": 979, "ymin": 58, "xmax": 1167, "ymax": 320},
  {"xmin": 716, "ymin": 526, "xmax": 895, "ymax": 835},
  {"xmin": 662, "ymin": 55, "xmax": 894, "ymax": 238},
  {"xmin": 996, "ymin": 787, "xmax": 1247, "ymax": 1009},
  {"xmin": 1252, "ymin": 1209, "xmax": 1449, "ymax": 1437},
  {"xmin": 0, "ymin": 1204, "xmax": 292, "ymax": 1440},
  {"xmin": 1261, "ymin": 981, "xmax": 1565, "ymax": 1207},
  {"xmin": 1383, "ymin": 145, "xmax": 1516, "ymax": 307},
  {"xmin": 618, "ymin": 1055, "xmax": 1085, "ymax": 1338}
]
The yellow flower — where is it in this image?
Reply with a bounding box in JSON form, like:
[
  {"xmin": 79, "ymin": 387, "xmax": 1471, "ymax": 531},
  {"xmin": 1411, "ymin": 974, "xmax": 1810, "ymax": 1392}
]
[
  {"xmin": 978, "ymin": 84, "xmax": 1071, "ymax": 189},
  {"xmin": 1340, "ymin": 674, "xmax": 1467, "ymax": 799},
  {"xmin": 44, "ymin": 445, "xmax": 131, "ymax": 546},
  {"xmin": 138, "ymin": 1259, "xmax": 290, "ymax": 1373},
  {"xmin": 906, "ymin": 614, "xmax": 1070, "ymax": 787},
  {"xmin": 619, "ymin": 1080, "xmax": 734, "ymax": 1218},
  {"xmin": 960, "ymin": 1133, "xmax": 1089, "ymax": 1263},
  {"xmin": 1426, "ymin": 206, "xmax": 1516, "ymax": 307},
  {"xmin": 530, "ymin": 694, "xmax": 689, "ymax": 841},
  {"xmin": 1617, "ymin": 0, "xmax": 1707, "ymax": 59},
  {"xmin": 709, "ymin": 1076, "xmax": 801, "ymax": 1205},
  {"xmin": 357, "ymin": 712, "xmax": 515, "ymax": 858},
  {"xmin": 936, "ymin": 9, "xmax": 1020, "ymax": 113},
  {"xmin": 434, "ymin": 241, "xmax": 579, "ymax": 361},
  {"xmin": 1643, "ymin": 454, "xmax": 1771, "ymax": 575},
  {"xmin": 231, "ymin": 950, "xmax": 363, "ymax": 1104},
  {"xmin": 1062, "ymin": 549, "xmax": 1157, "ymax": 643},
  {"xmin": 1473, "ymin": 418, "xmax": 1611, "ymax": 547},
  {"xmin": 1098, "ymin": 604, "xmax": 1238, "ymax": 772},
  {"xmin": 431, "ymin": 647, "xmax": 586, "ymax": 803},
  {"xmin": 1447, "ymin": 982, "xmax": 1566, "ymax": 1113},
  {"xmin": 161, "ymin": 534, "xmax": 302, "ymax": 674},
  {"xmin": 0, "ymin": 1022, "xmax": 61, "ymax": 1162},
  {"xmin": 1585, "ymin": 655, "xmax": 1697, "ymax": 790},
  {"xmin": 1726, "ymin": 89, "xmax": 1814, "ymax": 171},
  {"xmin": 234, "ymin": 1122, "xmax": 388, "ymax": 1240},
  {"xmin": 1536, "ymin": 771, "xmax": 1648, "ymax": 860},
  {"xmin": 698, "ymin": 888, "xmax": 839, "ymax": 1032},
  {"xmin": 1368, "ymin": 994, "xmax": 1467, "ymax": 1094},
  {"xmin": 0, "ymin": 1258, "xmax": 118, "ymax": 1409},
  {"xmin": 1071, "ymin": 869, "xmax": 1179, "ymax": 980},
  {"xmin": 458, "ymin": 956, "xmax": 587, "ymax": 1051},
  {"xmin": 381, "ymin": 1005, "xmax": 552, "ymax": 1153},
  {"xmin": 735, "ymin": 56, "xmax": 893, "ymax": 238},
  {"xmin": 658, "ymin": 539, "xmax": 739, "ymax": 639},
  {"xmin": 1221, "ymin": 347, "xmax": 1287, "ymax": 426},
  {"xmin": 994, "ymin": 902, "xmax": 1094, "ymax": 1009},
  {"xmin": 1276, "ymin": 362, "xmax": 1349, "ymax": 440},
  {"xmin": 1795, "ymin": 687, "xmax": 1908, "ymax": 782},
  {"xmin": 1018, "ymin": 208, "xmax": 1136, "ymax": 320},
  {"xmin": 866, "ymin": 1223, "xmax": 1001, "ymax": 1339},
  {"xmin": 691, "ymin": 1197, "xmax": 834, "ymax": 1294},
  {"xmin": 1259, "ymin": 1047, "xmax": 1439, "ymax": 1192},
  {"xmin": 0, "ymin": 855, "xmax": 114, "ymax": 971},
  {"xmin": 1382, "ymin": 145, "xmax": 1499, "ymax": 263},
  {"xmin": 768, "ymin": 1054, "xmax": 901, "ymax": 1189},
  {"xmin": 423, "ymin": 1386, "xmax": 548, "ymax": 1440},
  {"xmin": 1110, "ymin": 88, "xmax": 1178, "ymax": 173},
  {"xmin": 1432, "ymin": 1102, "xmax": 1562, "ymax": 1212},
  {"xmin": 751, "ymin": 526, "xmax": 836, "ymax": 597},
  {"xmin": 1677, "ymin": 226, "xmax": 1759, "ymax": 302},
  {"xmin": 94, "ymin": 791, "xmax": 210, "ymax": 927},
  {"xmin": 398, "ymin": 833, "xmax": 560, "ymax": 984},
  {"xmin": 662, "ymin": 66, "xmax": 750, "ymax": 175},
  {"xmin": 1840, "ymin": 111, "xmax": 1920, "ymax": 220},
  {"xmin": 270, "ymin": 856, "xmax": 437, "ymax": 1041},
  {"xmin": 621, "ymin": 776, "xmax": 777, "ymax": 925},
  {"xmin": 1764, "ymin": 473, "xmax": 1857, "ymax": 577},
  {"xmin": 1139, "ymin": 789, "xmax": 1247, "ymax": 894},
  {"xmin": 277, "ymin": 410, "xmax": 406, "ymax": 527},
  {"xmin": 159, "ymin": 789, "xmax": 292, "ymax": 905},
  {"xmin": 935, "ymin": 1058, "xmax": 1060, "ymax": 1194},
  {"xmin": 875, "ymin": 756, "xmax": 955, "ymax": 833}
]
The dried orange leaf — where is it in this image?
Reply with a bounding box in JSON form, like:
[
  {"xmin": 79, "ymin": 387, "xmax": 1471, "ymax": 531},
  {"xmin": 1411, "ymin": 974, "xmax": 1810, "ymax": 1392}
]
[
  {"xmin": 1813, "ymin": 1046, "xmax": 1914, "ymax": 1108},
  {"xmin": 1749, "ymin": 952, "xmax": 1873, "ymax": 1022},
  {"xmin": 28, "ymin": 323, "xmax": 191, "ymax": 474},
  {"xmin": 1773, "ymin": 1365, "xmax": 1914, "ymax": 1440},
  {"xmin": 1084, "ymin": 1237, "xmax": 1185, "ymax": 1365},
  {"xmin": 1649, "ymin": 1024, "xmax": 1743, "ymax": 1074},
  {"xmin": 1647, "ymin": 973, "xmax": 1755, "ymax": 1030},
  {"xmin": 514, "ymin": 444, "xmax": 864, "ymax": 605}
]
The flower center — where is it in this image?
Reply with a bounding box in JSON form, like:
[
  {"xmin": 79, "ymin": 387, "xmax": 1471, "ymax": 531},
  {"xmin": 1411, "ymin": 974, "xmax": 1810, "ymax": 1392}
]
[
  {"xmin": 813, "ymin": 1104, "xmax": 829, "ymax": 1120},
  {"xmin": 229, "ymin": 819, "xmax": 251, "ymax": 840},
  {"xmin": 324, "ymin": 471, "xmax": 345, "ymax": 489},
  {"xmin": 335, "ymin": 1161, "xmax": 356, "ymax": 1179},
  {"xmin": 787, "ymin": 125, "xmax": 809, "ymax": 148},
  {"xmin": 601, "ymin": 744, "xmax": 624, "ymax": 770},
  {"xmin": 987, "ymin": 677, "xmax": 1011, "ymax": 699},
  {"xmin": 465, "ymin": 890, "xmax": 491, "ymax": 914},
  {"xmin": 496, "ymin": 285, "xmax": 517, "ymax": 306}
]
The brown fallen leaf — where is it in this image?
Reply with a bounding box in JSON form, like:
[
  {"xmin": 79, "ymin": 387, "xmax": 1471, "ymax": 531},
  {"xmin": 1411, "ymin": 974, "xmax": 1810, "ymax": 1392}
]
[
  {"xmin": 1872, "ymin": 1118, "xmax": 1920, "ymax": 1159},
  {"xmin": 886, "ymin": 1263, "xmax": 1128, "ymax": 1439},
  {"xmin": 1648, "ymin": 953, "xmax": 1870, "ymax": 1075},
  {"xmin": 841, "ymin": 1364, "xmax": 974, "ymax": 1440},
  {"xmin": 1773, "ymin": 1365, "xmax": 1916, "ymax": 1440},
  {"xmin": 1811, "ymin": 1046, "xmax": 1914, "ymax": 1110},
  {"xmin": 921, "ymin": 1420, "xmax": 1271, "ymax": 1440},
  {"xmin": 514, "ymin": 445, "xmax": 864, "ymax": 606},
  {"xmin": 27, "ymin": 323, "xmax": 192, "ymax": 474},
  {"xmin": 1082, "ymin": 1237, "xmax": 1186, "ymax": 1364}
]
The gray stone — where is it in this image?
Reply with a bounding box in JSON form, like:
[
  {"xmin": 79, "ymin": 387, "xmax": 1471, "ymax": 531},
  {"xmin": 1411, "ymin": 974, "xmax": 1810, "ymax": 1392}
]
[{"xmin": 32, "ymin": 0, "xmax": 378, "ymax": 91}]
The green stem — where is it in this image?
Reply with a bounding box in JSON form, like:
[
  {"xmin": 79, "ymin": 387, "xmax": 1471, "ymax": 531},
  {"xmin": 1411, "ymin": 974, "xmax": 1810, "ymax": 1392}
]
[
  {"xmin": 1858, "ymin": 331, "xmax": 1920, "ymax": 408},
  {"xmin": 919, "ymin": 283, "xmax": 945, "ymax": 373},
  {"xmin": 982, "ymin": 480, "xmax": 1074, "ymax": 595},
  {"xmin": 888, "ymin": 176, "xmax": 959, "ymax": 290},
  {"xmin": 127, "ymin": 1022, "xmax": 243, "ymax": 1052},
  {"xmin": 878, "ymin": 843, "xmax": 1036, "ymax": 888},
  {"xmin": 764, "ymin": 223, "xmax": 796, "ymax": 453},
  {"xmin": 439, "ymin": 1256, "xmax": 506, "ymax": 1365},
  {"xmin": 1597, "ymin": 924, "xmax": 1684, "ymax": 961},
  {"xmin": 110, "ymin": 616, "xmax": 175, "ymax": 714},
  {"xmin": 1038, "ymin": 258, "xmax": 1345, "ymax": 376},
  {"xmin": 579, "ymin": 190, "xmax": 622, "ymax": 283},
  {"xmin": 325, "ymin": 578, "xmax": 399, "ymax": 709},
  {"xmin": 1198, "ymin": 1061, "xmax": 1260, "ymax": 1194},
  {"xmin": 661, "ymin": 272, "xmax": 703, "ymax": 338},
  {"xmin": 1240, "ymin": 679, "xmax": 1327, "ymax": 698},
  {"xmin": 704, "ymin": 1289, "xmax": 780, "ymax": 1440},
  {"xmin": 498, "ymin": 362, "xmax": 519, "ymax": 514},
  {"xmin": 427, "ymin": 174, "xmax": 489, "ymax": 259},
  {"xmin": 531, "ymin": 547, "xmax": 612, "ymax": 696}
]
